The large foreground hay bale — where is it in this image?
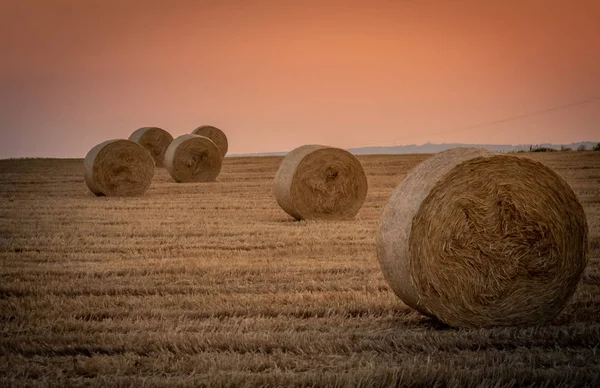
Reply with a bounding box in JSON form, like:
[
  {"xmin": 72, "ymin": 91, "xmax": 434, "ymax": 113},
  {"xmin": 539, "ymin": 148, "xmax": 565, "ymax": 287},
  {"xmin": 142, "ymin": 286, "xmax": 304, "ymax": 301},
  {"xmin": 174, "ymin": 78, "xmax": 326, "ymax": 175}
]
[
  {"xmin": 128, "ymin": 127, "xmax": 173, "ymax": 167},
  {"xmin": 84, "ymin": 139, "xmax": 154, "ymax": 196},
  {"xmin": 165, "ymin": 134, "xmax": 222, "ymax": 182},
  {"xmin": 377, "ymin": 147, "xmax": 588, "ymax": 328},
  {"xmin": 274, "ymin": 145, "xmax": 368, "ymax": 220},
  {"xmin": 192, "ymin": 125, "xmax": 228, "ymax": 157}
]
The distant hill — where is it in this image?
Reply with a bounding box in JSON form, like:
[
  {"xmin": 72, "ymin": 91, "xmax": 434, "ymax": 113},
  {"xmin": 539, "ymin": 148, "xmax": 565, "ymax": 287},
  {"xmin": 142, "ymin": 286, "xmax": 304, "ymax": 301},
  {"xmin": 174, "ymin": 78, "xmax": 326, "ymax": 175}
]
[
  {"xmin": 347, "ymin": 141, "xmax": 599, "ymax": 155},
  {"xmin": 230, "ymin": 141, "xmax": 599, "ymax": 157}
]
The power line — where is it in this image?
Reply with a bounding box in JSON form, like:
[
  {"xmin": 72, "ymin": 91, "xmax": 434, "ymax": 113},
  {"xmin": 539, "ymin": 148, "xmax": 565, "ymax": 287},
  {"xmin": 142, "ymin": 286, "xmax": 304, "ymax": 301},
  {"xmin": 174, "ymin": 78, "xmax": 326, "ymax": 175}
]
[{"xmin": 347, "ymin": 95, "xmax": 600, "ymax": 149}]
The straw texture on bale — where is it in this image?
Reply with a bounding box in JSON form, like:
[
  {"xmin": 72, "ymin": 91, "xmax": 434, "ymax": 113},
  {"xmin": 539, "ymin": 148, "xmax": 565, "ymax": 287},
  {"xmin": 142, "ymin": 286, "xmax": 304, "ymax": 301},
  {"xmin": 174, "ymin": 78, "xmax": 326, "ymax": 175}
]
[
  {"xmin": 274, "ymin": 145, "xmax": 368, "ymax": 220},
  {"xmin": 84, "ymin": 139, "xmax": 154, "ymax": 196},
  {"xmin": 165, "ymin": 134, "xmax": 223, "ymax": 183},
  {"xmin": 128, "ymin": 127, "xmax": 173, "ymax": 167},
  {"xmin": 192, "ymin": 125, "xmax": 228, "ymax": 157},
  {"xmin": 377, "ymin": 147, "xmax": 588, "ymax": 328}
]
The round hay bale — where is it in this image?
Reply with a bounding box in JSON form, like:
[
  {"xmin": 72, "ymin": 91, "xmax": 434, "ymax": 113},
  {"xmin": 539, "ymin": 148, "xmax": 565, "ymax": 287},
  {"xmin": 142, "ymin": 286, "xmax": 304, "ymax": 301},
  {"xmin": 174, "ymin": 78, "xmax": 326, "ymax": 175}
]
[
  {"xmin": 377, "ymin": 147, "xmax": 588, "ymax": 328},
  {"xmin": 274, "ymin": 145, "xmax": 368, "ymax": 220},
  {"xmin": 84, "ymin": 139, "xmax": 154, "ymax": 196},
  {"xmin": 165, "ymin": 134, "xmax": 222, "ymax": 182},
  {"xmin": 192, "ymin": 125, "xmax": 228, "ymax": 157},
  {"xmin": 128, "ymin": 127, "xmax": 174, "ymax": 167}
]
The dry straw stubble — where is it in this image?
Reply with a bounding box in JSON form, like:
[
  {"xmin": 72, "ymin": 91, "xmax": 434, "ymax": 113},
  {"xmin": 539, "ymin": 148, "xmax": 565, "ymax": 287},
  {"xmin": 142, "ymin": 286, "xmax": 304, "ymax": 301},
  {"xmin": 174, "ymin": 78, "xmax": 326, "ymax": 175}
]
[
  {"xmin": 192, "ymin": 125, "xmax": 228, "ymax": 157},
  {"xmin": 377, "ymin": 147, "xmax": 588, "ymax": 328},
  {"xmin": 83, "ymin": 139, "xmax": 155, "ymax": 196},
  {"xmin": 128, "ymin": 127, "xmax": 174, "ymax": 167},
  {"xmin": 165, "ymin": 134, "xmax": 223, "ymax": 183},
  {"xmin": 274, "ymin": 145, "xmax": 368, "ymax": 220}
]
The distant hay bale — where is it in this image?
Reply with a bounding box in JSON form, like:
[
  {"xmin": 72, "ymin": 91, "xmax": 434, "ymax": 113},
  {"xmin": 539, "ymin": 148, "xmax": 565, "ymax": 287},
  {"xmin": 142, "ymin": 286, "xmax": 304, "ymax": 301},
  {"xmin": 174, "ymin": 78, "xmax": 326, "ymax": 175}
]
[
  {"xmin": 192, "ymin": 125, "xmax": 228, "ymax": 157},
  {"xmin": 274, "ymin": 145, "xmax": 368, "ymax": 220},
  {"xmin": 377, "ymin": 147, "xmax": 588, "ymax": 328},
  {"xmin": 165, "ymin": 134, "xmax": 223, "ymax": 182},
  {"xmin": 84, "ymin": 139, "xmax": 154, "ymax": 196},
  {"xmin": 128, "ymin": 127, "xmax": 173, "ymax": 167}
]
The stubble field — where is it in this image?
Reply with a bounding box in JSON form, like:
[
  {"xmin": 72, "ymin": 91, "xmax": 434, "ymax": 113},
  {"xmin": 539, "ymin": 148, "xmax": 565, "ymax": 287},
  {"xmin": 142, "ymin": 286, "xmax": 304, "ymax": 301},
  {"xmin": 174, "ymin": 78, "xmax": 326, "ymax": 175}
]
[{"xmin": 1, "ymin": 151, "xmax": 599, "ymax": 387}]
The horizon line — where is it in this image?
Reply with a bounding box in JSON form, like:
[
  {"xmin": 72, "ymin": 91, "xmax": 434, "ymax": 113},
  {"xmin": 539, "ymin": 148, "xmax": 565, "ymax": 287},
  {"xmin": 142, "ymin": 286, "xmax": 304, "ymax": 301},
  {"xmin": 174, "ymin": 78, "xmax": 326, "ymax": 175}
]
[{"xmin": 1, "ymin": 140, "xmax": 598, "ymax": 161}]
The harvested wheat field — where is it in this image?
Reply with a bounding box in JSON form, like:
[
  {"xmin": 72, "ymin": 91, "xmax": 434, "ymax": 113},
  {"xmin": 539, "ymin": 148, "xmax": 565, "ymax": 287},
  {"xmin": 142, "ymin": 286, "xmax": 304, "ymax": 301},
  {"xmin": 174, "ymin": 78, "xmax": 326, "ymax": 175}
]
[{"xmin": 1, "ymin": 151, "xmax": 599, "ymax": 387}]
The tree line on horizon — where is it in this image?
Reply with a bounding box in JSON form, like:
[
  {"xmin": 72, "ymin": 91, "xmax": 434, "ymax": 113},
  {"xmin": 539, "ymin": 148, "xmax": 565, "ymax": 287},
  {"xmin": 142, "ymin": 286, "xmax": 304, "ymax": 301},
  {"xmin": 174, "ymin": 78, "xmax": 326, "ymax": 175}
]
[{"xmin": 512, "ymin": 143, "xmax": 600, "ymax": 153}]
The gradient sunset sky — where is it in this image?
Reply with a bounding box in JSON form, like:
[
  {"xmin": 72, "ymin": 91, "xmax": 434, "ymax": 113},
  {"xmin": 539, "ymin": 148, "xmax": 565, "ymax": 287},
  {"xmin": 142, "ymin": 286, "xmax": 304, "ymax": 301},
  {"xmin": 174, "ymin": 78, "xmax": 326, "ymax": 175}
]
[{"xmin": 1, "ymin": 0, "xmax": 599, "ymax": 158}]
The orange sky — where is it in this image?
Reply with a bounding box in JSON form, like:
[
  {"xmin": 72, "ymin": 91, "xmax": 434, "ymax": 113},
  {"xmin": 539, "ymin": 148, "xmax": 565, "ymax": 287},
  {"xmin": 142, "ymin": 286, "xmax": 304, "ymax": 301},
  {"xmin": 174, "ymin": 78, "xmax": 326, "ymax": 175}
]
[{"xmin": 1, "ymin": 0, "xmax": 599, "ymax": 157}]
